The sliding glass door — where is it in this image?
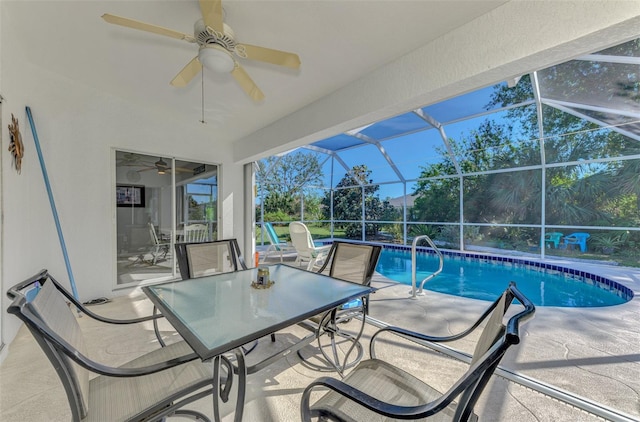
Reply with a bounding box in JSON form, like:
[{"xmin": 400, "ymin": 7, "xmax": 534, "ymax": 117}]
[{"xmin": 115, "ymin": 151, "xmax": 218, "ymax": 285}]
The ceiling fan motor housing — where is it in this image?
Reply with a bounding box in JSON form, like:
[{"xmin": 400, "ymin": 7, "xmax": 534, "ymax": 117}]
[{"xmin": 195, "ymin": 19, "xmax": 236, "ymax": 52}]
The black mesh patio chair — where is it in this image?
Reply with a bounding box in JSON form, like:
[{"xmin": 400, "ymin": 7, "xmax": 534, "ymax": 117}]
[
  {"xmin": 174, "ymin": 238, "xmax": 247, "ymax": 279},
  {"xmin": 6, "ymin": 269, "xmax": 233, "ymax": 422},
  {"xmin": 173, "ymin": 239, "xmax": 276, "ymax": 352},
  {"xmin": 298, "ymin": 241, "xmax": 382, "ymax": 373},
  {"xmin": 301, "ymin": 282, "xmax": 535, "ymax": 422}
]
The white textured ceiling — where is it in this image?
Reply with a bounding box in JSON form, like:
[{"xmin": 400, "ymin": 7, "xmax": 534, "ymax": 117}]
[{"xmin": 8, "ymin": 0, "xmax": 506, "ymax": 143}]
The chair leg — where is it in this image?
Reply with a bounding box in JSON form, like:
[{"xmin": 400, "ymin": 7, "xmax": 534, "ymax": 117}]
[
  {"xmin": 297, "ymin": 328, "xmax": 364, "ymax": 373},
  {"xmin": 297, "ymin": 310, "xmax": 365, "ymax": 373},
  {"xmin": 241, "ymin": 340, "xmax": 259, "ymax": 355},
  {"xmin": 170, "ymin": 409, "xmax": 211, "ymax": 421},
  {"xmin": 152, "ymin": 306, "xmax": 167, "ymax": 347},
  {"xmin": 306, "ymin": 258, "xmax": 316, "ymax": 271}
]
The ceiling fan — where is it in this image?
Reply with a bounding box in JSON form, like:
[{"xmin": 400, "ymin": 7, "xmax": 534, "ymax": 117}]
[
  {"xmin": 119, "ymin": 155, "xmax": 191, "ymax": 175},
  {"xmin": 102, "ymin": 0, "xmax": 301, "ymax": 101},
  {"xmin": 138, "ymin": 158, "xmax": 195, "ymax": 175}
]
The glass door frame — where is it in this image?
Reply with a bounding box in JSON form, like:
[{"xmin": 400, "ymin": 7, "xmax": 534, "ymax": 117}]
[{"xmin": 113, "ymin": 149, "xmax": 219, "ymax": 288}]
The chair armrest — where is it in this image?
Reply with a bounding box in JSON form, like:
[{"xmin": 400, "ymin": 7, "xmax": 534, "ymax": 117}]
[
  {"xmin": 43, "ymin": 273, "xmax": 165, "ymax": 326},
  {"xmin": 79, "ymin": 305, "xmax": 164, "ymax": 325},
  {"xmin": 20, "ymin": 304, "xmax": 199, "ymax": 377},
  {"xmin": 6, "ymin": 270, "xmax": 163, "ymax": 326},
  {"xmin": 6, "ymin": 269, "xmax": 49, "ymax": 300},
  {"xmin": 369, "ymin": 326, "xmax": 469, "ymax": 359},
  {"xmin": 300, "ymin": 376, "xmax": 447, "ymax": 422},
  {"xmin": 370, "ymin": 283, "xmax": 534, "ymax": 359},
  {"xmin": 313, "ymin": 245, "xmax": 333, "ymax": 260}
]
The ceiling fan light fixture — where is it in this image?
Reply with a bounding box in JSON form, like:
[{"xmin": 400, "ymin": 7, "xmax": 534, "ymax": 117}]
[
  {"xmin": 198, "ymin": 45, "xmax": 235, "ymax": 73},
  {"xmin": 155, "ymin": 158, "xmax": 168, "ymax": 175}
]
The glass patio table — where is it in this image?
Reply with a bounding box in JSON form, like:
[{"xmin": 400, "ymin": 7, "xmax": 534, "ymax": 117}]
[{"xmin": 143, "ymin": 264, "xmax": 373, "ymax": 422}]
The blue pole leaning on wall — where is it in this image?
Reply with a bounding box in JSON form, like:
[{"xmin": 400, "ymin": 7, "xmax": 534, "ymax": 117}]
[{"xmin": 25, "ymin": 106, "xmax": 79, "ymax": 300}]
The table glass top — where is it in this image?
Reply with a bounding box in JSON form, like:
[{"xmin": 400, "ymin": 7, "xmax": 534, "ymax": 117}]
[{"xmin": 144, "ymin": 264, "xmax": 372, "ymax": 359}]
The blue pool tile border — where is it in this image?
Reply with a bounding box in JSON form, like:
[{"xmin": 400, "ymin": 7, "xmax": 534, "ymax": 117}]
[
  {"xmin": 319, "ymin": 240, "xmax": 636, "ymax": 302},
  {"xmin": 381, "ymin": 243, "xmax": 634, "ymax": 302}
]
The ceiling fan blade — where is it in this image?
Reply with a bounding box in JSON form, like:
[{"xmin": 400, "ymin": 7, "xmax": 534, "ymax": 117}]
[
  {"xmin": 199, "ymin": 0, "xmax": 224, "ymax": 33},
  {"xmin": 231, "ymin": 64, "xmax": 265, "ymax": 102},
  {"xmin": 175, "ymin": 167, "xmax": 194, "ymax": 173},
  {"xmin": 102, "ymin": 14, "xmax": 195, "ymax": 43},
  {"xmin": 238, "ymin": 44, "xmax": 301, "ymax": 69},
  {"xmin": 170, "ymin": 57, "xmax": 203, "ymax": 87}
]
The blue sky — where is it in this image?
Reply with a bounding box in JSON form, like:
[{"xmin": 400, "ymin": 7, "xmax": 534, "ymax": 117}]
[{"xmin": 311, "ymin": 82, "xmax": 531, "ymax": 199}]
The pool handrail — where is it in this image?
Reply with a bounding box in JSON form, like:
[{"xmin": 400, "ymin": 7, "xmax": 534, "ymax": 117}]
[{"xmin": 410, "ymin": 235, "xmax": 444, "ymax": 298}]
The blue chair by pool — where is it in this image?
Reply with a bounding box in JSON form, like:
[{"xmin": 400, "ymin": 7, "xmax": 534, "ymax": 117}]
[
  {"xmin": 262, "ymin": 222, "xmax": 296, "ymax": 262},
  {"xmin": 544, "ymin": 232, "xmax": 563, "ymax": 249},
  {"xmin": 561, "ymin": 232, "xmax": 590, "ymax": 252}
]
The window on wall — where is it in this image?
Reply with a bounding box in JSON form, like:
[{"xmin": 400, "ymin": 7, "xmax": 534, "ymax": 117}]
[{"xmin": 115, "ymin": 151, "xmax": 218, "ymax": 285}]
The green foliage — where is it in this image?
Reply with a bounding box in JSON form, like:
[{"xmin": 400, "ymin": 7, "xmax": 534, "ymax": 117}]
[
  {"xmin": 463, "ymin": 226, "xmax": 483, "ymax": 243},
  {"xmin": 591, "ymin": 232, "xmax": 628, "ymax": 254},
  {"xmin": 438, "ymin": 225, "xmax": 460, "ymax": 246},
  {"xmin": 412, "ymin": 71, "xmax": 640, "ymax": 239},
  {"xmin": 257, "ymin": 151, "xmax": 323, "ymax": 216},
  {"xmin": 408, "ymin": 224, "xmax": 438, "ymax": 238},
  {"xmin": 262, "ymin": 211, "xmax": 292, "ymax": 223},
  {"xmin": 302, "ymin": 195, "xmax": 322, "ymax": 220},
  {"xmin": 322, "ymin": 165, "xmax": 401, "ymax": 239},
  {"xmin": 188, "ymin": 196, "xmax": 205, "ymax": 221},
  {"xmin": 386, "ymin": 223, "xmax": 403, "ymax": 241}
]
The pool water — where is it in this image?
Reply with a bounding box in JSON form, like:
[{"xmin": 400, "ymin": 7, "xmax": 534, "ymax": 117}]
[{"xmin": 376, "ymin": 249, "xmax": 631, "ymax": 307}]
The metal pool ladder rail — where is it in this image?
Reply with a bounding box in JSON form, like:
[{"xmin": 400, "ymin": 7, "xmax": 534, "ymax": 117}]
[{"xmin": 410, "ymin": 235, "xmax": 443, "ymax": 299}]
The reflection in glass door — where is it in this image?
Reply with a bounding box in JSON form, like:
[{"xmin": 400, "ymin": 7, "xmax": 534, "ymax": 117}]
[
  {"xmin": 115, "ymin": 151, "xmax": 218, "ymax": 285},
  {"xmin": 175, "ymin": 158, "xmax": 218, "ymax": 243}
]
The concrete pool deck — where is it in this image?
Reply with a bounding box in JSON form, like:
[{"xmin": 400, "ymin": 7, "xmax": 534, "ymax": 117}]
[
  {"xmin": 1, "ymin": 254, "xmax": 639, "ymax": 421},
  {"xmin": 366, "ymin": 259, "xmax": 640, "ymax": 421}
]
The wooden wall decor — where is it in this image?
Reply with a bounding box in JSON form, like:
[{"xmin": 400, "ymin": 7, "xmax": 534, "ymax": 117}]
[{"xmin": 8, "ymin": 114, "xmax": 24, "ymax": 174}]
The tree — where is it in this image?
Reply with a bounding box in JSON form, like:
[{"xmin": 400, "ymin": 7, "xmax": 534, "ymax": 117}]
[
  {"xmin": 412, "ymin": 64, "xmax": 640, "ymax": 240},
  {"xmin": 323, "ymin": 165, "xmax": 400, "ymax": 238},
  {"xmin": 489, "ymin": 73, "xmax": 640, "ymax": 227},
  {"xmin": 187, "ymin": 196, "xmax": 204, "ymax": 221},
  {"xmin": 411, "ymin": 119, "xmax": 537, "ymax": 224},
  {"xmin": 256, "ymin": 151, "xmax": 323, "ymax": 218}
]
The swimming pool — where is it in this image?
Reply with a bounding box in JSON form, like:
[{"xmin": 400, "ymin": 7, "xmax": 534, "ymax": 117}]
[{"xmin": 375, "ymin": 248, "xmax": 634, "ymax": 307}]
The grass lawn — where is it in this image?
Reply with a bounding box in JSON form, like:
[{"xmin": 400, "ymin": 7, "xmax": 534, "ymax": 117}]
[{"xmin": 256, "ymin": 223, "xmax": 344, "ymax": 243}]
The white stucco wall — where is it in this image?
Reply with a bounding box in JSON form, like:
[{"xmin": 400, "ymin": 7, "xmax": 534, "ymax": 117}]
[{"xmin": 0, "ymin": 51, "xmax": 244, "ymax": 347}]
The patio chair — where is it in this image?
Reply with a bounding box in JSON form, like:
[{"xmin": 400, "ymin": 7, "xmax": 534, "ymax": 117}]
[
  {"xmin": 301, "ymin": 282, "xmax": 535, "ymax": 422},
  {"xmin": 183, "ymin": 223, "xmax": 209, "ymax": 243},
  {"xmin": 289, "ymin": 221, "xmax": 332, "ymax": 270},
  {"xmin": 128, "ymin": 223, "xmax": 170, "ymax": 266},
  {"xmin": 544, "ymin": 232, "xmax": 563, "ymax": 249},
  {"xmin": 561, "ymin": 232, "xmax": 590, "ymax": 252},
  {"xmin": 298, "ymin": 241, "xmax": 382, "ymax": 373},
  {"xmin": 174, "ymin": 239, "xmax": 276, "ymax": 351},
  {"xmin": 262, "ymin": 222, "xmax": 296, "ymax": 262},
  {"xmin": 6, "ymin": 269, "xmax": 231, "ymax": 422},
  {"xmin": 175, "ymin": 238, "xmax": 246, "ymax": 279}
]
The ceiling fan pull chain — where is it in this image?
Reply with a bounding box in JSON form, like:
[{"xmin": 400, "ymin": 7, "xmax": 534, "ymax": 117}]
[{"xmin": 200, "ymin": 68, "xmax": 206, "ymax": 124}]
